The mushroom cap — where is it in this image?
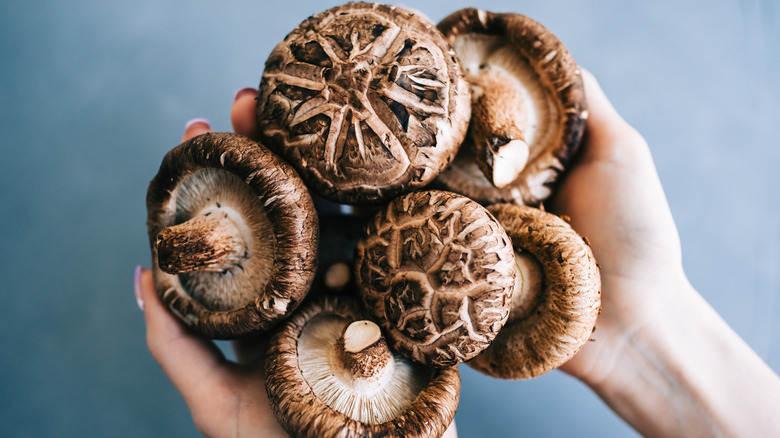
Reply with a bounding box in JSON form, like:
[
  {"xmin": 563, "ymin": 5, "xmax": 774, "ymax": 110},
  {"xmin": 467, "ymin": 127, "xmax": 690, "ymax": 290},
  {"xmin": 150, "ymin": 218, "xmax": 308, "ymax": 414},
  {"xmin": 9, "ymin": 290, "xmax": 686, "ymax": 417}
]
[
  {"xmin": 432, "ymin": 8, "xmax": 587, "ymax": 206},
  {"xmin": 355, "ymin": 190, "xmax": 516, "ymax": 367},
  {"xmin": 256, "ymin": 2, "xmax": 471, "ymax": 205},
  {"xmin": 146, "ymin": 132, "xmax": 319, "ymax": 339},
  {"xmin": 265, "ymin": 295, "xmax": 460, "ymax": 438},
  {"xmin": 467, "ymin": 203, "xmax": 600, "ymax": 379}
]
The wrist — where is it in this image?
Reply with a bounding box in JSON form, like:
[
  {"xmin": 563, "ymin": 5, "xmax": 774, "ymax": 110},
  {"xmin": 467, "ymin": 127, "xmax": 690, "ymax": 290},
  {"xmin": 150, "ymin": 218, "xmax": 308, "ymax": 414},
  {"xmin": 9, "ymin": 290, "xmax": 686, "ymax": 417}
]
[{"xmin": 582, "ymin": 278, "xmax": 780, "ymax": 437}]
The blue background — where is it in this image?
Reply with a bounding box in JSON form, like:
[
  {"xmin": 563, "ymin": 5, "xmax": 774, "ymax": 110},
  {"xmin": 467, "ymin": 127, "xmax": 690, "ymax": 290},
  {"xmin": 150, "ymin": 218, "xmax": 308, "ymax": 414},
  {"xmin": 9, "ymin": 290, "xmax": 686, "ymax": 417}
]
[{"xmin": 1, "ymin": 0, "xmax": 778, "ymax": 436}]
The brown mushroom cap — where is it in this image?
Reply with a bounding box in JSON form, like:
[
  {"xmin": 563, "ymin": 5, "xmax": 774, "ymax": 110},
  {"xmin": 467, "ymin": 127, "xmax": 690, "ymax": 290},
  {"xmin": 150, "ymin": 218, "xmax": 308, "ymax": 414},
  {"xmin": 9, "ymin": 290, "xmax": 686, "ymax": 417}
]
[
  {"xmin": 256, "ymin": 2, "xmax": 471, "ymax": 205},
  {"xmin": 355, "ymin": 190, "xmax": 516, "ymax": 367},
  {"xmin": 432, "ymin": 8, "xmax": 587, "ymax": 206},
  {"xmin": 265, "ymin": 295, "xmax": 460, "ymax": 438},
  {"xmin": 146, "ymin": 132, "xmax": 318, "ymax": 338},
  {"xmin": 467, "ymin": 203, "xmax": 600, "ymax": 379}
]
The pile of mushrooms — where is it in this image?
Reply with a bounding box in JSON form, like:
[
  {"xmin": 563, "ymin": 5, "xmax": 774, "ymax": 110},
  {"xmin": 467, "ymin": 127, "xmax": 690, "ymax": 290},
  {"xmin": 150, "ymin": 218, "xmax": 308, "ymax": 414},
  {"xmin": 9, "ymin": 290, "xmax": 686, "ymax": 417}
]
[{"xmin": 145, "ymin": 3, "xmax": 600, "ymax": 437}]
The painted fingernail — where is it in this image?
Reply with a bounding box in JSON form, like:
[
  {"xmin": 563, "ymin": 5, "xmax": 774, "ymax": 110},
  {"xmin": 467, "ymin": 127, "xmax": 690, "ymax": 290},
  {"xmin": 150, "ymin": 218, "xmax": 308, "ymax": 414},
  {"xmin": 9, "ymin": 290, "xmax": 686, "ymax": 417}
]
[
  {"xmin": 234, "ymin": 87, "xmax": 258, "ymax": 102},
  {"xmin": 185, "ymin": 118, "xmax": 211, "ymax": 131},
  {"xmin": 134, "ymin": 265, "xmax": 145, "ymax": 311}
]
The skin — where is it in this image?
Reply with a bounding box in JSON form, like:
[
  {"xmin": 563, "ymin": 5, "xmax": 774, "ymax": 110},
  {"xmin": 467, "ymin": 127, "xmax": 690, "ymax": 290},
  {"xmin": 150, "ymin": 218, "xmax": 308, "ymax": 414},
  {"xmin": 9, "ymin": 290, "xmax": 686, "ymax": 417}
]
[{"xmin": 138, "ymin": 72, "xmax": 780, "ymax": 437}]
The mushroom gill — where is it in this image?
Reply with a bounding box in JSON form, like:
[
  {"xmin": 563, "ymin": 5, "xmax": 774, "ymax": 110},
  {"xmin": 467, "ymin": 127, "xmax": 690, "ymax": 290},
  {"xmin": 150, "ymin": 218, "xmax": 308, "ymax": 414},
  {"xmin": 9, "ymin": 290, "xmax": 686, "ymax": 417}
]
[
  {"xmin": 298, "ymin": 315, "xmax": 431, "ymax": 425},
  {"xmin": 166, "ymin": 168, "xmax": 276, "ymax": 311},
  {"xmin": 455, "ymin": 33, "xmax": 560, "ymax": 188},
  {"xmin": 265, "ymin": 295, "xmax": 460, "ymax": 438},
  {"xmin": 433, "ymin": 8, "xmax": 588, "ymax": 206}
]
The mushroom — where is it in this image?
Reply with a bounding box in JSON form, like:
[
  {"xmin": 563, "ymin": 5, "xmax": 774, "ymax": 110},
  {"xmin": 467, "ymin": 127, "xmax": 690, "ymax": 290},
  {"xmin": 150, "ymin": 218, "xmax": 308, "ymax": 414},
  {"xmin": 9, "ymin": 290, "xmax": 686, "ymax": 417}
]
[
  {"xmin": 265, "ymin": 295, "xmax": 460, "ymax": 438},
  {"xmin": 354, "ymin": 190, "xmax": 516, "ymax": 367},
  {"xmin": 433, "ymin": 8, "xmax": 587, "ymax": 206},
  {"xmin": 256, "ymin": 2, "xmax": 471, "ymax": 205},
  {"xmin": 146, "ymin": 132, "xmax": 319, "ymax": 338},
  {"xmin": 467, "ymin": 203, "xmax": 600, "ymax": 379}
]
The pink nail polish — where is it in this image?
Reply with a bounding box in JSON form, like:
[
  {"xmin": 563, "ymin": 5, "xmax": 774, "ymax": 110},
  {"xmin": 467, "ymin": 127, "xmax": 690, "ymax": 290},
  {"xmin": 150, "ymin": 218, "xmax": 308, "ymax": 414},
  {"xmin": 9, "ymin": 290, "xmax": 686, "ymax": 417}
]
[
  {"xmin": 134, "ymin": 265, "xmax": 145, "ymax": 311},
  {"xmin": 185, "ymin": 118, "xmax": 211, "ymax": 131},
  {"xmin": 234, "ymin": 87, "xmax": 258, "ymax": 101}
]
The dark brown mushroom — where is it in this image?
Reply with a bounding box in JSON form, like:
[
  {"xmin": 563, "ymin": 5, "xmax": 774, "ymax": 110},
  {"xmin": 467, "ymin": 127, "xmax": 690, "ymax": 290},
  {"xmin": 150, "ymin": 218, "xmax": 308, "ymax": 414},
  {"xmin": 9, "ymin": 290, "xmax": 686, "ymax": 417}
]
[
  {"xmin": 146, "ymin": 132, "xmax": 318, "ymax": 338},
  {"xmin": 433, "ymin": 8, "xmax": 587, "ymax": 206},
  {"xmin": 256, "ymin": 3, "xmax": 471, "ymax": 205},
  {"xmin": 354, "ymin": 190, "xmax": 516, "ymax": 367},
  {"xmin": 467, "ymin": 203, "xmax": 600, "ymax": 379},
  {"xmin": 265, "ymin": 295, "xmax": 460, "ymax": 438}
]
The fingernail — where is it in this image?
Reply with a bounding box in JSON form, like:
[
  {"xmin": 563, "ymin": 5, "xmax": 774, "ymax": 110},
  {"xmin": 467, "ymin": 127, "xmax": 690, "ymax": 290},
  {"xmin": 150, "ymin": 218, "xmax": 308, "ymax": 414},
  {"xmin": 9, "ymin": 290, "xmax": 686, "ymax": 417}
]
[
  {"xmin": 134, "ymin": 265, "xmax": 145, "ymax": 311},
  {"xmin": 234, "ymin": 87, "xmax": 258, "ymax": 102},
  {"xmin": 185, "ymin": 118, "xmax": 211, "ymax": 131}
]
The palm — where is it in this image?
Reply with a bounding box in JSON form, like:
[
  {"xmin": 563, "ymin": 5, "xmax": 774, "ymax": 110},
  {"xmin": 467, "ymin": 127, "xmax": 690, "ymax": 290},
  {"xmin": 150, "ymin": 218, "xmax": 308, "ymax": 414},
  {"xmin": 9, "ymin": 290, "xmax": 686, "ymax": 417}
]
[{"xmin": 547, "ymin": 85, "xmax": 685, "ymax": 382}]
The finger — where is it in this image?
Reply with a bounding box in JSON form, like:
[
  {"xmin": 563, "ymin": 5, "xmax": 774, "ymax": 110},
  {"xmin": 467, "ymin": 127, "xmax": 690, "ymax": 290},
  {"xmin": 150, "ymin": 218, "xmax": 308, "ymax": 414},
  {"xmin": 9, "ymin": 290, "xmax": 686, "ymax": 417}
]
[
  {"xmin": 182, "ymin": 118, "xmax": 212, "ymax": 142},
  {"xmin": 139, "ymin": 268, "xmax": 230, "ymax": 407},
  {"xmin": 231, "ymin": 88, "xmax": 261, "ymax": 140},
  {"xmin": 580, "ymin": 69, "xmax": 626, "ymax": 130},
  {"xmin": 579, "ymin": 69, "xmax": 651, "ymax": 164}
]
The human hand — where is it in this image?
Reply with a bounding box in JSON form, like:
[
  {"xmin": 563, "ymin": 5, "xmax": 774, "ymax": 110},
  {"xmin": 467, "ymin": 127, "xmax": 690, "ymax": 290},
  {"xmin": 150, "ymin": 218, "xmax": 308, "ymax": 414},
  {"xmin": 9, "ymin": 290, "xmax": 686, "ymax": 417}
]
[{"xmin": 549, "ymin": 70, "xmax": 689, "ymax": 383}]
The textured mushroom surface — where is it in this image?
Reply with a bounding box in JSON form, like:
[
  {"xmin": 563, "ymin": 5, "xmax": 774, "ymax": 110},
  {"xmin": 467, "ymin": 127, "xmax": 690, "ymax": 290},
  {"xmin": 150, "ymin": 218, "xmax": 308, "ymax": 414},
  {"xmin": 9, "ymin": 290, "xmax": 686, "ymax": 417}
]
[
  {"xmin": 265, "ymin": 295, "xmax": 460, "ymax": 438},
  {"xmin": 467, "ymin": 203, "xmax": 600, "ymax": 379},
  {"xmin": 433, "ymin": 8, "xmax": 587, "ymax": 206},
  {"xmin": 257, "ymin": 2, "xmax": 470, "ymax": 205},
  {"xmin": 146, "ymin": 132, "xmax": 318, "ymax": 338},
  {"xmin": 355, "ymin": 190, "xmax": 516, "ymax": 367}
]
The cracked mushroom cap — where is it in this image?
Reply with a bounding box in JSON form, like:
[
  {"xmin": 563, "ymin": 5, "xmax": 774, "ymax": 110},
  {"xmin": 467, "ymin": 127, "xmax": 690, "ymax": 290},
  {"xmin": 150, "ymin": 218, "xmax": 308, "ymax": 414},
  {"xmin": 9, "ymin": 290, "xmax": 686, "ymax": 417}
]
[
  {"xmin": 467, "ymin": 203, "xmax": 600, "ymax": 379},
  {"xmin": 265, "ymin": 295, "xmax": 460, "ymax": 438},
  {"xmin": 433, "ymin": 8, "xmax": 587, "ymax": 206},
  {"xmin": 355, "ymin": 190, "xmax": 516, "ymax": 367},
  {"xmin": 256, "ymin": 2, "xmax": 470, "ymax": 205},
  {"xmin": 146, "ymin": 133, "xmax": 319, "ymax": 339}
]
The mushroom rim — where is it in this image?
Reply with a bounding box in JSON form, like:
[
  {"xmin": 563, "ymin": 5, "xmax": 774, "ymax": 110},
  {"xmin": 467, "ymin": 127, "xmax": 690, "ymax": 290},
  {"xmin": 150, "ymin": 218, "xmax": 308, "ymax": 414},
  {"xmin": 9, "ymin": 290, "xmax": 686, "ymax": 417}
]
[
  {"xmin": 434, "ymin": 8, "xmax": 587, "ymax": 206},
  {"xmin": 146, "ymin": 132, "xmax": 319, "ymax": 339},
  {"xmin": 264, "ymin": 295, "xmax": 460, "ymax": 437},
  {"xmin": 467, "ymin": 203, "xmax": 601, "ymax": 379}
]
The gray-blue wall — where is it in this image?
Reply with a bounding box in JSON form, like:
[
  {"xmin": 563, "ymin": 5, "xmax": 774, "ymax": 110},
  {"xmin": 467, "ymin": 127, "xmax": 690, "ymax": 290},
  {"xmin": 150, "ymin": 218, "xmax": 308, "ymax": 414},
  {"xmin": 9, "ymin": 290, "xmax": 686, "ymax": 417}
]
[{"xmin": 1, "ymin": 0, "xmax": 777, "ymax": 436}]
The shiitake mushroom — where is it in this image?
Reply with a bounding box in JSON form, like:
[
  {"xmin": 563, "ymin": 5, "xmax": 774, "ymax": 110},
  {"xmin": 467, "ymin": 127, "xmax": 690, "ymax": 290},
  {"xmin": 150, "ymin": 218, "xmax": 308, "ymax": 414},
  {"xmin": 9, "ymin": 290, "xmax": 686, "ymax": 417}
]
[{"xmin": 146, "ymin": 132, "xmax": 319, "ymax": 339}]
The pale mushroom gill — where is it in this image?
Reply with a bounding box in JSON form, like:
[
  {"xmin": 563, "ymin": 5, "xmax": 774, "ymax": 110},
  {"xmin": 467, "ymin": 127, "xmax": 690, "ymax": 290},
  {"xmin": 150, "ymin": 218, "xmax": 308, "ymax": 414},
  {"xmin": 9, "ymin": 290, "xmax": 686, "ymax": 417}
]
[
  {"xmin": 173, "ymin": 168, "xmax": 276, "ymax": 311},
  {"xmin": 297, "ymin": 314, "xmax": 433, "ymax": 425}
]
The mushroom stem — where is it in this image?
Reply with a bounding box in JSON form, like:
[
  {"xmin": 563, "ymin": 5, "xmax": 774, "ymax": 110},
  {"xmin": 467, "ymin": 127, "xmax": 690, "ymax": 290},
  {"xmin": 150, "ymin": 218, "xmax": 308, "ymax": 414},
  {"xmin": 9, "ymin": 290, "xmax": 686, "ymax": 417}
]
[
  {"xmin": 469, "ymin": 69, "xmax": 531, "ymax": 188},
  {"xmin": 324, "ymin": 262, "xmax": 352, "ymax": 292},
  {"xmin": 508, "ymin": 250, "xmax": 543, "ymax": 323},
  {"xmin": 339, "ymin": 320, "xmax": 393, "ymax": 381},
  {"xmin": 156, "ymin": 212, "xmax": 249, "ymax": 275}
]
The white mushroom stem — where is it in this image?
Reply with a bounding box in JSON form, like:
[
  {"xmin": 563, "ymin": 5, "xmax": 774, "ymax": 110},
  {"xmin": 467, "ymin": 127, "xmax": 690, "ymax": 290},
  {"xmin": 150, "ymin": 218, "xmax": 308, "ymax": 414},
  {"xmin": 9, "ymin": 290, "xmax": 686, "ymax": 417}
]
[
  {"xmin": 339, "ymin": 320, "xmax": 394, "ymax": 382},
  {"xmin": 508, "ymin": 250, "xmax": 544, "ymax": 323},
  {"xmin": 468, "ymin": 67, "xmax": 533, "ymax": 188},
  {"xmin": 156, "ymin": 212, "xmax": 249, "ymax": 275}
]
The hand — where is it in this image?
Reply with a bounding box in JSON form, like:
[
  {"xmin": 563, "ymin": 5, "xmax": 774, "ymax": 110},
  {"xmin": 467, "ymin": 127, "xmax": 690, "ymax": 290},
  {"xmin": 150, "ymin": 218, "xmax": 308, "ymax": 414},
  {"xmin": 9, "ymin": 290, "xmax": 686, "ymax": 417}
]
[
  {"xmin": 549, "ymin": 70, "xmax": 688, "ymax": 383},
  {"xmin": 550, "ymin": 71, "xmax": 780, "ymax": 437}
]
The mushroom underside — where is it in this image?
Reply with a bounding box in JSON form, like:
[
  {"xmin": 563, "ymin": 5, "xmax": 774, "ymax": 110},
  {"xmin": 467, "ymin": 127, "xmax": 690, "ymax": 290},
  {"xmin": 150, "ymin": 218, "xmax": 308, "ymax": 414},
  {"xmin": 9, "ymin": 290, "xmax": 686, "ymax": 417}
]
[
  {"xmin": 146, "ymin": 132, "xmax": 318, "ymax": 339},
  {"xmin": 265, "ymin": 296, "xmax": 460, "ymax": 438},
  {"xmin": 466, "ymin": 203, "xmax": 600, "ymax": 379},
  {"xmin": 298, "ymin": 314, "xmax": 433, "ymax": 425},
  {"xmin": 433, "ymin": 9, "xmax": 587, "ymax": 206},
  {"xmin": 171, "ymin": 168, "xmax": 276, "ymax": 311}
]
